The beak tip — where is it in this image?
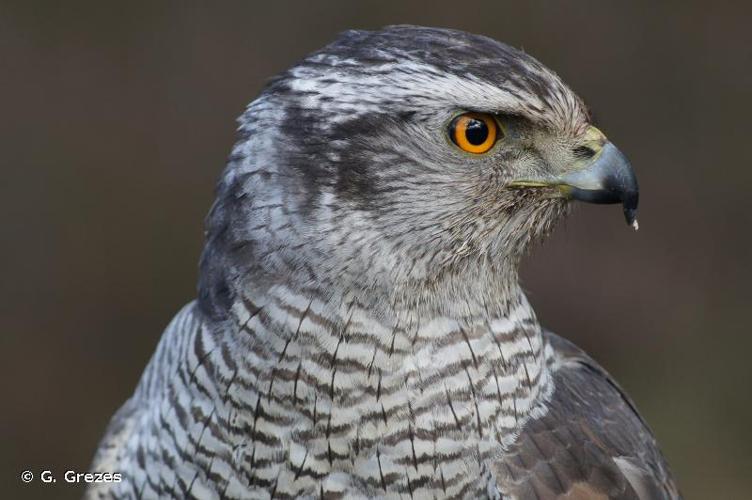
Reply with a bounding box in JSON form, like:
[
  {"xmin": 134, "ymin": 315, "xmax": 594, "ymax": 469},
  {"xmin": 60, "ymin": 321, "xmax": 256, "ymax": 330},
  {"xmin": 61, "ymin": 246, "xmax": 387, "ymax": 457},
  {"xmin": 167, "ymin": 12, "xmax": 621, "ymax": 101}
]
[{"xmin": 624, "ymin": 206, "xmax": 639, "ymax": 231}]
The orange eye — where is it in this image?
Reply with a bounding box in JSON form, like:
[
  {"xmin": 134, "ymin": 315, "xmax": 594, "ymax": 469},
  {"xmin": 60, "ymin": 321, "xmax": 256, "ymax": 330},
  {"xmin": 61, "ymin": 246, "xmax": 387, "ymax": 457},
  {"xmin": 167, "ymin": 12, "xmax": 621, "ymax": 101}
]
[{"xmin": 449, "ymin": 112, "xmax": 499, "ymax": 154}]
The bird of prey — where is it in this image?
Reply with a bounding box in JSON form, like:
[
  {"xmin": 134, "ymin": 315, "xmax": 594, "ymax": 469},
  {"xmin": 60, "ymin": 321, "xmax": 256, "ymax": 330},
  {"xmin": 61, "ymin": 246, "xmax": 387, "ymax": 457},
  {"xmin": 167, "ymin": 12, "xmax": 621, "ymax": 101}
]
[{"xmin": 90, "ymin": 26, "xmax": 680, "ymax": 499}]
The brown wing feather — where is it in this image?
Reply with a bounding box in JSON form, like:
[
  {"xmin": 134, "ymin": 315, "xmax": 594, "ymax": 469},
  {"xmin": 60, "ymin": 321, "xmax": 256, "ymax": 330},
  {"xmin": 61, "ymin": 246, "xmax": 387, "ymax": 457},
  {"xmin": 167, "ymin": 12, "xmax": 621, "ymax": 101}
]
[{"xmin": 491, "ymin": 331, "xmax": 681, "ymax": 500}]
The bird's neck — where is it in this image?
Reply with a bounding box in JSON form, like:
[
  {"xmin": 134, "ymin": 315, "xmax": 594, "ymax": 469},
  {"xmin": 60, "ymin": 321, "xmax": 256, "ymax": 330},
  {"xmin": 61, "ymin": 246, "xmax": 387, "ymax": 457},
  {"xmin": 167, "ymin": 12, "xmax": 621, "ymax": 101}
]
[{"xmin": 217, "ymin": 278, "xmax": 553, "ymax": 447}]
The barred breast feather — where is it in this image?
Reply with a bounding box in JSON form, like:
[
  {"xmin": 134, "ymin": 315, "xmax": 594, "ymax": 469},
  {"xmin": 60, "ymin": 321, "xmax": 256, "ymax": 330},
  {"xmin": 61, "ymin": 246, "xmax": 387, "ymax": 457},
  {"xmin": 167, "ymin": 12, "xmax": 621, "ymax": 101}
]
[{"xmin": 90, "ymin": 287, "xmax": 559, "ymax": 498}]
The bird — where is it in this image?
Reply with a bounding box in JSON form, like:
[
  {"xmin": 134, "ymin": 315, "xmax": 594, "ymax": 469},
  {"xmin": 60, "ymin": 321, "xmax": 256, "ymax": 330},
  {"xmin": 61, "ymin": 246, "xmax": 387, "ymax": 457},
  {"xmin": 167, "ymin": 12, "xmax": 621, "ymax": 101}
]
[{"xmin": 89, "ymin": 25, "xmax": 680, "ymax": 499}]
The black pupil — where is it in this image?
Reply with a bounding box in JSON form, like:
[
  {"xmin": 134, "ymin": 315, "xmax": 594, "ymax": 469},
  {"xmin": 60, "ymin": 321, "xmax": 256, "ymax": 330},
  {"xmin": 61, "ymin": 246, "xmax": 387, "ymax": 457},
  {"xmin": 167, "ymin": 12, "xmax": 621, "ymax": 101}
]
[{"xmin": 465, "ymin": 119, "xmax": 488, "ymax": 145}]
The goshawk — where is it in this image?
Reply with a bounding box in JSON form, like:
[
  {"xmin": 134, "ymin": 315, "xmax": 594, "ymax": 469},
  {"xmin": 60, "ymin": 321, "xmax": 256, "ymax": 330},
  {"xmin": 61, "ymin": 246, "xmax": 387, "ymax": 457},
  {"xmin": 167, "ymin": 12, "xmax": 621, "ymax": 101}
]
[{"xmin": 90, "ymin": 26, "xmax": 680, "ymax": 499}]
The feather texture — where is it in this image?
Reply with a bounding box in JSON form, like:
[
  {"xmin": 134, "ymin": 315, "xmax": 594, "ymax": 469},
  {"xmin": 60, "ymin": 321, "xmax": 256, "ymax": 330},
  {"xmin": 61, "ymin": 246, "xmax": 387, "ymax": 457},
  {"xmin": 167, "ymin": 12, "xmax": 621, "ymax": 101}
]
[{"xmin": 89, "ymin": 26, "xmax": 679, "ymax": 499}]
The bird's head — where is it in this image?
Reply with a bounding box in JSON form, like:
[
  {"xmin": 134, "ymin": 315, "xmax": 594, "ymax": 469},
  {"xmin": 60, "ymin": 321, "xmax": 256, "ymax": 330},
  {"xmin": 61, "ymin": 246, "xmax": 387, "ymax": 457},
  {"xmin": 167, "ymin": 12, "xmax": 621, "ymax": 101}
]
[{"xmin": 199, "ymin": 26, "xmax": 638, "ymax": 317}]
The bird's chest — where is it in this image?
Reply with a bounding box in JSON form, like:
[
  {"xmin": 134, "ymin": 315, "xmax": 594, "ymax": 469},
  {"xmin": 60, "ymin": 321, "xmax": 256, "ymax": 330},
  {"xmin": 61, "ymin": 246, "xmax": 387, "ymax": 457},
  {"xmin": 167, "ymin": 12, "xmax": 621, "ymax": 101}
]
[{"xmin": 219, "ymin": 312, "xmax": 552, "ymax": 497}]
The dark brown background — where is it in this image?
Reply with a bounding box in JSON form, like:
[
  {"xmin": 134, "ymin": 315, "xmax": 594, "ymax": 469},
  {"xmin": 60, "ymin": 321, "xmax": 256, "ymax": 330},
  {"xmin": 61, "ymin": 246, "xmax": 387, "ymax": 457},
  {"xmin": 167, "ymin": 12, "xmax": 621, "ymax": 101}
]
[{"xmin": 2, "ymin": 1, "xmax": 750, "ymax": 498}]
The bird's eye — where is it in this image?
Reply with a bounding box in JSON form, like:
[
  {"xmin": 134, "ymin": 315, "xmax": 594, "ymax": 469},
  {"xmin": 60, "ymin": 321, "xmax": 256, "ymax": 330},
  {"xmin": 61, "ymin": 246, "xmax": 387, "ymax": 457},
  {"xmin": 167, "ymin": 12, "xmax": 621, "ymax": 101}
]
[{"xmin": 448, "ymin": 112, "xmax": 499, "ymax": 154}]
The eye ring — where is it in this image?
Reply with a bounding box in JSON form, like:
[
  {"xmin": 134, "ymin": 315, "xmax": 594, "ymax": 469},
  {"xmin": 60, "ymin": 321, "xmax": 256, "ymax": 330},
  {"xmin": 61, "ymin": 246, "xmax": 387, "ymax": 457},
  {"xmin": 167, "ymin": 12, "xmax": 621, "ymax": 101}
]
[{"xmin": 449, "ymin": 112, "xmax": 499, "ymax": 154}]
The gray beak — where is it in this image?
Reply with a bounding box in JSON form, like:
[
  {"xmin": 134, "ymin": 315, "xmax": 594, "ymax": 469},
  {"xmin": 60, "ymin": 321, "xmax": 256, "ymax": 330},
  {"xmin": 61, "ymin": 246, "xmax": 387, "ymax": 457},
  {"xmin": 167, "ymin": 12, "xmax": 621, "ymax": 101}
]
[{"xmin": 559, "ymin": 142, "xmax": 640, "ymax": 229}]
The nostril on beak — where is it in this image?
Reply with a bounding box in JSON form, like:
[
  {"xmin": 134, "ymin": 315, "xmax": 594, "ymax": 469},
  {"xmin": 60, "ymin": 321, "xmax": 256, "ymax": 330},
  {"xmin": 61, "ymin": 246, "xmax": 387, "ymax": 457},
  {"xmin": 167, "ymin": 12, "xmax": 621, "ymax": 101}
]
[
  {"xmin": 574, "ymin": 126, "xmax": 608, "ymax": 160},
  {"xmin": 572, "ymin": 145, "xmax": 597, "ymax": 160}
]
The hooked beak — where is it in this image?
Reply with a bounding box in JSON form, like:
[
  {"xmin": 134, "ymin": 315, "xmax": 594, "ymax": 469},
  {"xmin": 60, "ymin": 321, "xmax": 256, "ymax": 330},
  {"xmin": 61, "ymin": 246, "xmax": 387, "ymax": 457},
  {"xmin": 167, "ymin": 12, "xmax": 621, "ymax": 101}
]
[{"xmin": 509, "ymin": 132, "xmax": 640, "ymax": 230}]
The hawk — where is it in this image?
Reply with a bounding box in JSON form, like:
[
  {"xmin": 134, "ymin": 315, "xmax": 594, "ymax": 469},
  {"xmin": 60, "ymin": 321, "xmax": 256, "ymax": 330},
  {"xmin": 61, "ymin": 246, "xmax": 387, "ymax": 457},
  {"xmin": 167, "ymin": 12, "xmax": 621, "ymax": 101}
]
[{"xmin": 90, "ymin": 26, "xmax": 680, "ymax": 499}]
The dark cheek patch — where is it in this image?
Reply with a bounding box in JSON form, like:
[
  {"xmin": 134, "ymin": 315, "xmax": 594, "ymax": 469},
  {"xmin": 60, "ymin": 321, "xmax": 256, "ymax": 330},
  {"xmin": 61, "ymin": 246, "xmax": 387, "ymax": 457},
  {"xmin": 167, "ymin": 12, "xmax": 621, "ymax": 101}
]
[
  {"xmin": 334, "ymin": 153, "xmax": 376, "ymax": 207},
  {"xmin": 328, "ymin": 113, "xmax": 408, "ymax": 209}
]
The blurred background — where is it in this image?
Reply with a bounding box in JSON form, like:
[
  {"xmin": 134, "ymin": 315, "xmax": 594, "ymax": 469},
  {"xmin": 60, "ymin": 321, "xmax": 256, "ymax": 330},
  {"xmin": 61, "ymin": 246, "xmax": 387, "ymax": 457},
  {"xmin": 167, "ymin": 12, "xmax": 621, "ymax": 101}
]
[{"xmin": 2, "ymin": 1, "xmax": 750, "ymax": 498}]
